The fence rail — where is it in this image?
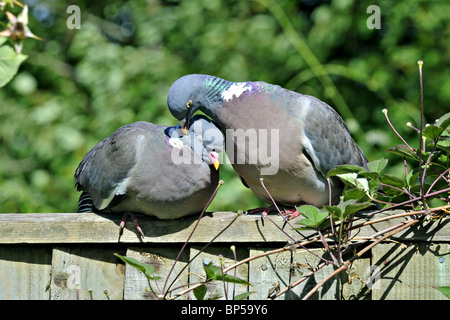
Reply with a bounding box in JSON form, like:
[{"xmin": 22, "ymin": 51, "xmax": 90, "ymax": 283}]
[{"xmin": 0, "ymin": 211, "xmax": 449, "ymax": 300}]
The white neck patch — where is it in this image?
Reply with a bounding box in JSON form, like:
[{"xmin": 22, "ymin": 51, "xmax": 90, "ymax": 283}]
[
  {"xmin": 221, "ymin": 82, "xmax": 251, "ymax": 102},
  {"xmin": 169, "ymin": 137, "xmax": 184, "ymax": 149}
]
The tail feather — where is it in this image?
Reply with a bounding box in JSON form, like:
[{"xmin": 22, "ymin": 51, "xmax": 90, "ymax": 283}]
[{"xmin": 77, "ymin": 191, "xmax": 94, "ymax": 213}]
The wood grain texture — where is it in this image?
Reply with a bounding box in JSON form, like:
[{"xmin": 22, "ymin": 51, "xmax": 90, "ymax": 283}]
[
  {"xmin": 188, "ymin": 246, "xmax": 249, "ymax": 300},
  {"xmin": 0, "ymin": 210, "xmax": 448, "ymax": 244},
  {"xmin": 372, "ymin": 243, "xmax": 450, "ymax": 300},
  {"xmin": 0, "ymin": 246, "xmax": 51, "ymax": 299},
  {"xmin": 49, "ymin": 246, "xmax": 125, "ymax": 300},
  {"xmin": 0, "ymin": 211, "xmax": 449, "ymax": 300},
  {"xmin": 123, "ymin": 247, "xmax": 189, "ymax": 300}
]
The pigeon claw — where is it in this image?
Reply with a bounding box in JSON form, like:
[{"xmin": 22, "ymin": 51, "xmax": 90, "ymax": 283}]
[
  {"xmin": 282, "ymin": 208, "xmax": 301, "ymax": 220},
  {"xmin": 119, "ymin": 212, "xmax": 145, "ymax": 238}
]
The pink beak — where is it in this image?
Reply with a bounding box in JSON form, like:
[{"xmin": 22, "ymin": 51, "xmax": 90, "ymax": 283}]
[{"xmin": 209, "ymin": 151, "xmax": 220, "ymax": 170}]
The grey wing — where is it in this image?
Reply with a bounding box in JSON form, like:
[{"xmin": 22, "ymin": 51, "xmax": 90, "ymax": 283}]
[
  {"xmin": 74, "ymin": 122, "xmax": 151, "ymax": 211},
  {"xmin": 299, "ymin": 96, "xmax": 368, "ymax": 176}
]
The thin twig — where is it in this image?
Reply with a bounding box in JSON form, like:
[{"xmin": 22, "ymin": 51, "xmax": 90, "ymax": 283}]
[
  {"xmin": 302, "ymin": 217, "xmax": 421, "ymax": 300},
  {"xmin": 417, "ymin": 61, "xmax": 427, "ymax": 207},
  {"xmin": 164, "ymin": 210, "xmax": 242, "ymax": 298},
  {"xmin": 163, "ymin": 180, "xmax": 224, "ymax": 295},
  {"xmin": 382, "ymin": 109, "xmax": 416, "ymax": 153}
]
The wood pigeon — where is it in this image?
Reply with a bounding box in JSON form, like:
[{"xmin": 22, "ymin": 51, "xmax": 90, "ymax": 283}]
[
  {"xmin": 74, "ymin": 115, "xmax": 224, "ymax": 236},
  {"xmin": 167, "ymin": 74, "xmax": 368, "ymax": 216}
]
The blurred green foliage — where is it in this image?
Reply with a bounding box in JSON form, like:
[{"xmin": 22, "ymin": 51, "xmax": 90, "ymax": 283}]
[{"xmin": 0, "ymin": 0, "xmax": 448, "ymax": 213}]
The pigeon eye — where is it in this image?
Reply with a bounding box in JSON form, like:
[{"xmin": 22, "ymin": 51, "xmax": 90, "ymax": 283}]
[{"xmin": 186, "ymin": 100, "xmax": 193, "ymax": 109}]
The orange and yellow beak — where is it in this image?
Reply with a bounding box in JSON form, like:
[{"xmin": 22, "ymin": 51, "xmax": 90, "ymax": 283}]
[
  {"xmin": 181, "ymin": 115, "xmax": 189, "ymax": 134},
  {"xmin": 209, "ymin": 151, "xmax": 220, "ymax": 170}
]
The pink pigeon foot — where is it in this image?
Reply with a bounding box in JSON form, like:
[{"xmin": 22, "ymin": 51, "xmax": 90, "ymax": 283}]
[
  {"xmin": 120, "ymin": 212, "xmax": 145, "ymax": 238},
  {"xmin": 245, "ymin": 205, "xmax": 300, "ymax": 220}
]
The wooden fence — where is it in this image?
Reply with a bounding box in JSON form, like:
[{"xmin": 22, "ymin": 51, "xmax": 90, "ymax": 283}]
[{"xmin": 0, "ymin": 211, "xmax": 449, "ymax": 300}]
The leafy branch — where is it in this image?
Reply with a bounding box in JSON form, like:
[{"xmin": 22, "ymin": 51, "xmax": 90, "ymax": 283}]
[{"xmin": 0, "ymin": 1, "xmax": 43, "ymax": 88}]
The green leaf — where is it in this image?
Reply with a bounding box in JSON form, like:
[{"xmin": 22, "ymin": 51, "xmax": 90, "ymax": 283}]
[
  {"xmin": 324, "ymin": 200, "xmax": 372, "ymax": 221},
  {"xmin": 295, "ymin": 205, "xmax": 329, "ymax": 229},
  {"xmin": 337, "ymin": 173, "xmax": 370, "ymax": 192},
  {"xmin": 0, "ymin": 45, "xmax": 28, "ymax": 88},
  {"xmin": 422, "ymin": 125, "xmax": 444, "ymax": 141},
  {"xmin": 367, "ymin": 158, "xmax": 388, "ymax": 174},
  {"xmin": 203, "ymin": 262, "xmax": 251, "ymax": 286},
  {"xmin": 233, "ymin": 291, "xmax": 254, "ymax": 300},
  {"xmin": 406, "ymin": 170, "xmax": 420, "ymax": 187},
  {"xmin": 323, "ymin": 205, "xmax": 343, "ymax": 220},
  {"xmin": 326, "ymin": 164, "xmax": 366, "ymax": 178},
  {"xmin": 114, "ymin": 253, "xmax": 160, "ymax": 280},
  {"xmin": 435, "ymin": 112, "xmax": 450, "ymax": 131},
  {"xmin": 380, "ymin": 173, "xmax": 405, "ymax": 189},
  {"xmin": 368, "ymin": 177, "xmax": 381, "ymax": 196},
  {"xmin": 434, "ymin": 286, "xmax": 450, "ymax": 299},
  {"xmin": 343, "ymin": 202, "xmax": 373, "ymax": 215},
  {"xmin": 193, "ymin": 284, "xmax": 207, "ymax": 300},
  {"xmin": 436, "ymin": 138, "xmax": 450, "ymax": 153},
  {"xmin": 386, "ymin": 145, "xmax": 419, "ymax": 161},
  {"xmin": 343, "ymin": 188, "xmax": 368, "ymax": 202}
]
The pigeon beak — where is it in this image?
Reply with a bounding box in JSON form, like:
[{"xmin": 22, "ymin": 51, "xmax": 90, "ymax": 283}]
[
  {"xmin": 209, "ymin": 151, "xmax": 220, "ymax": 170},
  {"xmin": 180, "ymin": 115, "xmax": 189, "ymax": 135}
]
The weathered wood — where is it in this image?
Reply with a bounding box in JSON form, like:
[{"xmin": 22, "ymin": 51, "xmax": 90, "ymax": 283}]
[
  {"xmin": 248, "ymin": 248, "xmax": 339, "ymax": 300},
  {"xmin": 340, "ymin": 257, "xmax": 371, "ymax": 300},
  {"xmin": 248, "ymin": 248, "xmax": 291, "ymax": 300},
  {"xmin": 123, "ymin": 247, "xmax": 189, "ymax": 300},
  {"xmin": 0, "ymin": 211, "xmax": 449, "ymax": 300},
  {"xmin": 49, "ymin": 246, "xmax": 125, "ymax": 300},
  {"xmin": 371, "ymin": 243, "xmax": 450, "ymax": 300},
  {"xmin": 188, "ymin": 246, "xmax": 249, "ymax": 300},
  {"xmin": 0, "ymin": 246, "xmax": 51, "ymax": 300},
  {"xmin": 0, "ymin": 210, "xmax": 449, "ymax": 244}
]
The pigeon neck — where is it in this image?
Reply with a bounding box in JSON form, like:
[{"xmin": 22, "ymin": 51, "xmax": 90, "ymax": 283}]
[{"xmin": 199, "ymin": 76, "xmax": 233, "ymax": 112}]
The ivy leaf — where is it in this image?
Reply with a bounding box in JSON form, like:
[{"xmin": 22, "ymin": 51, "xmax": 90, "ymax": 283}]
[
  {"xmin": 406, "ymin": 170, "xmax": 420, "ymax": 188},
  {"xmin": 434, "ymin": 286, "xmax": 450, "ymax": 299},
  {"xmin": 368, "ymin": 176, "xmax": 381, "ymax": 196},
  {"xmin": 343, "ymin": 201, "xmax": 373, "ymax": 215},
  {"xmin": 295, "ymin": 205, "xmax": 329, "ymax": 229},
  {"xmin": 326, "ymin": 164, "xmax": 366, "ymax": 178},
  {"xmin": 0, "ymin": 45, "xmax": 28, "ymax": 88},
  {"xmin": 367, "ymin": 158, "xmax": 388, "ymax": 175},
  {"xmin": 114, "ymin": 253, "xmax": 160, "ymax": 280},
  {"xmin": 436, "ymin": 138, "xmax": 450, "ymax": 153},
  {"xmin": 337, "ymin": 173, "xmax": 370, "ymax": 193},
  {"xmin": 435, "ymin": 112, "xmax": 450, "ymax": 132},
  {"xmin": 422, "ymin": 125, "xmax": 444, "ymax": 141},
  {"xmin": 343, "ymin": 188, "xmax": 368, "ymax": 202},
  {"xmin": 386, "ymin": 145, "xmax": 419, "ymax": 161},
  {"xmin": 380, "ymin": 173, "xmax": 405, "ymax": 189},
  {"xmin": 325, "ymin": 200, "xmax": 372, "ymax": 221},
  {"xmin": 323, "ymin": 205, "xmax": 343, "ymax": 221},
  {"xmin": 203, "ymin": 262, "xmax": 251, "ymax": 286},
  {"xmin": 193, "ymin": 284, "xmax": 207, "ymax": 300},
  {"xmin": 234, "ymin": 292, "xmax": 254, "ymax": 300}
]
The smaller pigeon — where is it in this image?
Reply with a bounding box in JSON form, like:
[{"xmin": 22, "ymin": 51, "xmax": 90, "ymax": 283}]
[{"xmin": 74, "ymin": 115, "xmax": 224, "ymax": 236}]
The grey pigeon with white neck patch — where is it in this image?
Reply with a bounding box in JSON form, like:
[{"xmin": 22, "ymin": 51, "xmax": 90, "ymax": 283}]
[
  {"xmin": 74, "ymin": 115, "xmax": 224, "ymax": 235},
  {"xmin": 167, "ymin": 74, "xmax": 368, "ymax": 214}
]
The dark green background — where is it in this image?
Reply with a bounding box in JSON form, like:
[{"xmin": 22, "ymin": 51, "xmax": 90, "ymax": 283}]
[{"xmin": 0, "ymin": 0, "xmax": 448, "ymax": 213}]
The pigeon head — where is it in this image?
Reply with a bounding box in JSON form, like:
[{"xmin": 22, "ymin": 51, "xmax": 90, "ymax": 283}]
[
  {"xmin": 183, "ymin": 115, "xmax": 224, "ymax": 170},
  {"xmin": 167, "ymin": 74, "xmax": 208, "ymax": 132}
]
